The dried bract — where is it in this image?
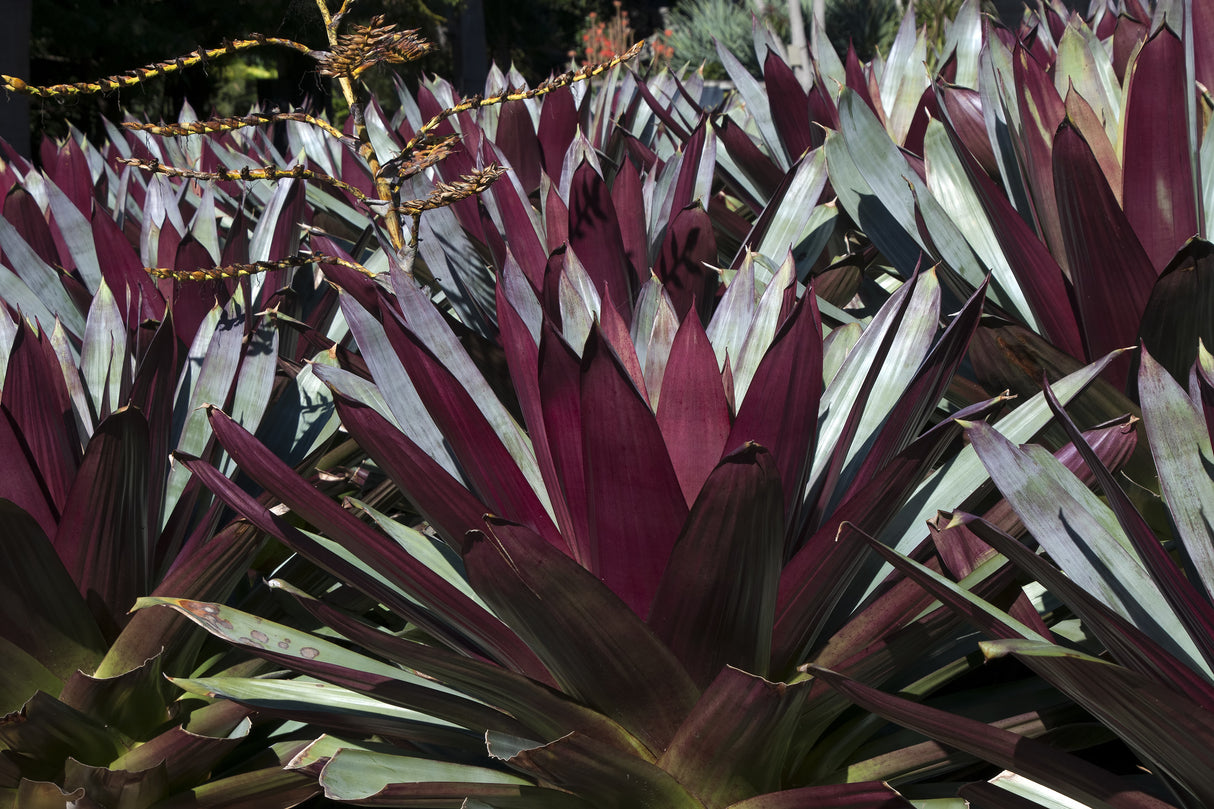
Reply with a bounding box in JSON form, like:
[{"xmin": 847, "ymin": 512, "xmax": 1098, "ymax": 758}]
[{"xmin": 317, "ymin": 15, "xmax": 433, "ymax": 79}]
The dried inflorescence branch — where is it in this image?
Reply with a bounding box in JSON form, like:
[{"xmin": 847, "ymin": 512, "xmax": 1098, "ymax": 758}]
[
  {"xmin": 392, "ymin": 165, "xmax": 508, "ymax": 216},
  {"xmin": 317, "ymin": 15, "xmax": 434, "ymax": 79},
  {"xmin": 1, "ymin": 35, "xmax": 317, "ymax": 98},
  {"xmin": 378, "ymin": 134, "xmax": 460, "ymax": 182},
  {"xmin": 118, "ymin": 157, "xmax": 372, "ymax": 202},
  {"xmin": 403, "ymin": 40, "xmax": 644, "ymax": 153},
  {"xmin": 123, "ymin": 112, "xmax": 353, "ymax": 145},
  {"xmin": 147, "ymin": 253, "xmax": 375, "ymax": 281}
]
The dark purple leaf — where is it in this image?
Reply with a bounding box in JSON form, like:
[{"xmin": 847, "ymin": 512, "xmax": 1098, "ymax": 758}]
[
  {"xmin": 380, "ymin": 306, "xmax": 562, "ymax": 548},
  {"xmin": 331, "ymin": 393, "xmax": 488, "ymax": 549},
  {"xmin": 466, "ymin": 520, "xmax": 701, "ymax": 752},
  {"xmin": 611, "ymin": 156, "xmax": 650, "ymax": 286},
  {"xmin": 496, "ymin": 275, "xmax": 579, "ymax": 547},
  {"xmin": 657, "ymin": 667, "xmax": 810, "ymax": 805},
  {"xmin": 280, "ymin": 585, "xmax": 640, "ymax": 751},
  {"xmin": 670, "ymin": 120, "xmax": 708, "ymax": 216},
  {"xmin": 1112, "ymin": 13, "xmax": 1149, "ymax": 81},
  {"xmin": 629, "ymin": 75, "xmax": 692, "ymax": 142},
  {"xmin": 128, "ymin": 313, "xmax": 178, "ymax": 536},
  {"xmin": 648, "ymin": 446, "xmax": 783, "ymax": 686},
  {"xmin": 538, "ymin": 320, "xmax": 590, "ymax": 562},
  {"xmin": 727, "ymin": 291, "xmax": 822, "ymax": 521},
  {"xmin": 1138, "ymin": 240, "xmax": 1214, "ymax": 385},
  {"xmin": 0, "ymin": 406, "xmax": 59, "ymax": 537},
  {"xmin": 312, "ymin": 235, "xmax": 380, "ymax": 315},
  {"xmin": 810, "ymin": 666, "xmax": 1178, "ymax": 809},
  {"xmin": 938, "ymin": 113, "xmax": 1083, "ymax": 358},
  {"xmin": 1196, "ymin": 0, "xmax": 1214, "ymax": 93},
  {"xmin": 545, "ymin": 183, "xmax": 569, "ymax": 253},
  {"xmin": 1013, "ymin": 45, "xmax": 1068, "ymax": 274},
  {"xmin": 194, "ymin": 411, "xmax": 549, "ymax": 678},
  {"xmin": 580, "ymin": 325, "xmax": 688, "ymax": 614},
  {"xmin": 495, "ymin": 99, "xmax": 542, "ymax": 194},
  {"xmin": 771, "ymin": 395, "xmax": 1009, "ymax": 673},
  {"xmin": 653, "ymin": 203, "xmax": 718, "ymax": 322},
  {"xmin": 52, "ymin": 408, "xmax": 149, "ymax": 641},
  {"xmin": 568, "ymin": 160, "xmax": 635, "ymax": 325},
  {"xmin": 2, "ymin": 322, "xmax": 80, "ymax": 513},
  {"xmin": 655, "ymin": 310, "xmax": 732, "ymax": 507},
  {"xmin": 538, "ymin": 87, "xmax": 579, "ymax": 182},
  {"xmin": 845, "ymin": 45, "xmax": 883, "ymax": 122},
  {"xmin": 712, "ymin": 117, "xmax": 785, "ymax": 211},
  {"xmin": 927, "ymin": 518, "xmax": 1053, "ymax": 639},
  {"xmin": 1053, "ymin": 120, "xmax": 1157, "ymax": 385},
  {"xmin": 490, "ymin": 180, "xmax": 549, "ymax": 294},
  {"xmin": 1122, "ymin": 25, "xmax": 1199, "ymax": 272},
  {"xmin": 0, "ymin": 500, "xmax": 105, "ymax": 681},
  {"xmin": 938, "ymin": 84, "xmax": 1000, "ymax": 179},
  {"xmin": 44, "ymin": 138, "xmax": 96, "ymax": 215},
  {"xmin": 3, "ymin": 187, "xmax": 60, "ymax": 270},
  {"xmin": 598, "ymin": 292, "xmax": 647, "ymax": 397},
  {"xmin": 764, "ymin": 50, "xmax": 813, "ymax": 160}
]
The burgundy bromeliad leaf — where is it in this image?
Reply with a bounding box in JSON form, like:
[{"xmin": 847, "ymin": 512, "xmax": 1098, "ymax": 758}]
[
  {"xmin": 579, "ymin": 325, "xmax": 689, "ymax": 615},
  {"xmin": 1052, "ymin": 119, "xmax": 1156, "ymax": 386},
  {"xmin": 763, "ymin": 50, "xmax": 813, "ymax": 161},
  {"xmin": 1012, "ymin": 45, "xmax": 1068, "ymax": 274},
  {"xmin": 653, "ymin": 203, "xmax": 718, "ymax": 323},
  {"xmin": 810, "ymin": 666, "xmax": 1178, "ymax": 809},
  {"xmin": 611, "ymin": 156, "xmax": 650, "ymax": 287},
  {"xmin": 53, "ymin": 408, "xmax": 150, "ymax": 641},
  {"xmin": 655, "ymin": 309, "xmax": 732, "ymax": 508},
  {"xmin": 3, "ymin": 322, "xmax": 81, "ymax": 514},
  {"xmin": 379, "ymin": 306, "xmax": 563, "ymax": 548},
  {"xmin": 466, "ymin": 518, "xmax": 701, "ymax": 753},
  {"xmin": 1122, "ymin": 24, "xmax": 1199, "ymax": 273},
  {"xmin": 494, "ymin": 98, "xmax": 543, "ymax": 194},
  {"xmin": 727, "ymin": 291, "xmax": 823, "ymax": 522},
  {"xmin": 567, "ymin": 160, "xmax": 635, "ymax": 325},
  {"xmin": 196, "ymin": 409, "xmax": 550, "ymax": 679},
  {"xmin": 658, "ymin": 667, "xmax": 811, "ymax": 806},
  {"xmin": 1137, "ymin": 239, "xmax": 1214, "ymax": 384},
  {"xmin": 648, "ymin": 445, "xmax": 784, "ymax": 686}
]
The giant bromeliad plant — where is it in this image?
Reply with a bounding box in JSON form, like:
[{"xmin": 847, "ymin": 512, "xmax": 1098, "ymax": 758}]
[
  {"xmin": 4, "ymin": 0, "xmax": 1212, "ymax": 806},
  {"xmin": 128, "ymin": 43, "xmax": 1143, "ymax": 802}
]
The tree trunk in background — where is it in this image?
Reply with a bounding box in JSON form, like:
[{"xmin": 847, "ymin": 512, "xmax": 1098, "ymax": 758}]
[
  {"xmin": 786, "ymin": 0, "xmax": 811, "ymax": 88},
  {"xmin": 0, "ymin": 0, "xmax": 31, "ymax": 157}
]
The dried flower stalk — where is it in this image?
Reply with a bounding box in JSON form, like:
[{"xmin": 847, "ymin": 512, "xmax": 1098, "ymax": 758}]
[
  {"xmin": 118, "ymin": 158, "xmax": 371, "ymax": 202},
  {"xmin": 147, "ymin": 253, "xmax": 374, "ymax": 281},
  {"xmin": 1, "ymin": 36, "xmax": 316, "ymax": 98},
  {"xmin": 124, "ymin": 112, "xmax": 353, "ymax": 145},
  {"xmin": 403, "ymin": 40, "xmax": 644, "ymax": 154}
]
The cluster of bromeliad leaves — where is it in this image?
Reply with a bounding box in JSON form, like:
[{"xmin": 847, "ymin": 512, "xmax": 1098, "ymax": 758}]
[{"xmin": 2, "ymin": 0, "xmax": 1214, "ymax": 807}]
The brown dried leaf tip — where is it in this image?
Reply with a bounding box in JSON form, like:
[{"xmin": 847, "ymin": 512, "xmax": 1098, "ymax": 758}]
[{"xmin": 318, "ymin": 15, "xmax": 433, "ymax": 79}]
